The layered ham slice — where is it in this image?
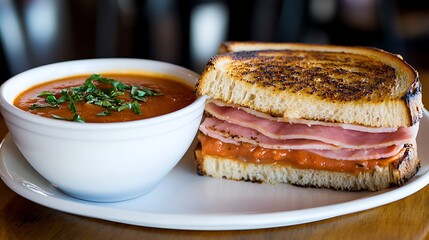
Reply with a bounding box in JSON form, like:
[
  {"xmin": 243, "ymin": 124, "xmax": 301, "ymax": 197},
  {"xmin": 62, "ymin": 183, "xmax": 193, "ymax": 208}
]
[
  {"xmin": 207, "ymin": 100, "xmax": 399, "ymax": 133},
  {"xmin": 200, "ymin": 100, "xmax": 418, "ymax": 161},
  {"xmin": 200, "ymin": 117, "xmax": 338, "ymax": 150}
]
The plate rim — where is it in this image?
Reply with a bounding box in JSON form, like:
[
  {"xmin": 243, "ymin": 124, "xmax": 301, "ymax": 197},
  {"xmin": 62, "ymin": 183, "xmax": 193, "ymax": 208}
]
[{"xmin": 1, "ymin": 112, "xmax": 429, "ymax": 230}]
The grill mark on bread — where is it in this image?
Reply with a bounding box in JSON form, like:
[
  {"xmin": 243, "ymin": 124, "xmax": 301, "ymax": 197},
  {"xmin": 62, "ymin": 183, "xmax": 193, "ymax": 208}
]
[
  {"xmin": 224, "ymin": 50, "xmax": 397, "ymax": 102},
  {"xmin": 197, "ymin": 43, "xmax": 422, "ymax": 128}
]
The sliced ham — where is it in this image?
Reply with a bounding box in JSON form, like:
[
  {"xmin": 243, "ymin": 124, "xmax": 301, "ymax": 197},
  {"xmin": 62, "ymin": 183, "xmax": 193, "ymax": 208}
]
[
  {"xmin": 308, "ymin": 145, "xmax": 404, "ymax": 161},
  {"xmin": 200, "ymin": 100, "xmax": 418, "ymax": 161},
  {"xmin": 199, "ymin": 117, "xmax": 338, "ymax": 150},
  {"xmin": 204, "ymin": 101, "xmax": 418, "ymax": 149},
  {"xmin": 207, "ymin": 100, "xmax": 398, "ymax": 133},
  {"xmin": 199, "ymin": 117, "xmax": 403, "ymax": 161}
]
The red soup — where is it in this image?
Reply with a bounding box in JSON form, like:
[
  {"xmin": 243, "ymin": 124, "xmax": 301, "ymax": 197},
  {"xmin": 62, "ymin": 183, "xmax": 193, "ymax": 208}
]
[{"xmin": 14, "ymin": 73, "xmax": 197, "ymax": 123}]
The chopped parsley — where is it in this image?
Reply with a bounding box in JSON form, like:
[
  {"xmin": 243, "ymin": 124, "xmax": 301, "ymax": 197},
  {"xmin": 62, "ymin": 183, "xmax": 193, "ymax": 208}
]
[{"xmin": 30, "ymin": 74, "xmax": 161, "ymax": 122}]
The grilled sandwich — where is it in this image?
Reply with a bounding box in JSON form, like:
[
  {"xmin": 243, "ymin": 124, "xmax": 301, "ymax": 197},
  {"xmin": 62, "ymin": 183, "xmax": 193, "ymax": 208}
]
[{"xmin": 194, "ymin": 42, "xmax": 423, "ymax": 191}]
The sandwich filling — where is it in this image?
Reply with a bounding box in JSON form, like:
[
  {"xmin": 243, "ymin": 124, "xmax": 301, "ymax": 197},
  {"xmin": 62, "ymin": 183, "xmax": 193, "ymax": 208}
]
[{"xmin": 198, "ymin": 100, "xmax": 418, "ymax": 174}]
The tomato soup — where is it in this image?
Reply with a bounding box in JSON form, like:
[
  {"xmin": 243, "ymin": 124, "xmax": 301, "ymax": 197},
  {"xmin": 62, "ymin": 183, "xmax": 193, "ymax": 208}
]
[{"xmin": 14, "ymin": 73, "xmax": 197, "ymax": 123}]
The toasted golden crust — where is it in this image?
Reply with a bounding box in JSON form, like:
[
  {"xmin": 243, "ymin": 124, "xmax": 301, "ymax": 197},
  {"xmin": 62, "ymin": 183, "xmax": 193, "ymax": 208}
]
[
  {"xmin": 194, "ymin": 143, "xmax": 420, "ymax": 191},
  {"xmin": 210, "ymin": 50, "xmax": 401, "ymax": 102},
  {"xmin": 196, "ymin": 42, "xmax": 423, "ymax": 127}
]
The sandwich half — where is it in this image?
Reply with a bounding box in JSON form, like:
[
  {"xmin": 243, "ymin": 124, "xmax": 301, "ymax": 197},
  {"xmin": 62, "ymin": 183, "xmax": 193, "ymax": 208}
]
[{"xmin": 194, "ymin": 42, "xmax": 424, "ymax": 191}]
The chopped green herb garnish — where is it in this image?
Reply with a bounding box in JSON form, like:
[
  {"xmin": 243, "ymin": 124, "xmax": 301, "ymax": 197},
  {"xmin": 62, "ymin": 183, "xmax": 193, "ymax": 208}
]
[
  {"xmin": 51, "ymin": 113, "xmax": 84, "ymax": 123},
  {"xmin": 96, "ymin": 110, "xmax": 112, "ymax": 116},
  {"xmin": 130, "ymin": 101, "xmax": 142, "ymax": 115},
  {"xmin": 38, "ymin": 91, "xmax": 55, "ymax": 97},
  {"xmin": 72, "ymin": 114, "xmax": 85, "ymax": 123},
  {"xmin": 31, "ymin": 74, "xmax": 161, "ymax": 122},
  {"xmin": 29, "ymin": 104, "xmax": 54, "ymax": 110}
]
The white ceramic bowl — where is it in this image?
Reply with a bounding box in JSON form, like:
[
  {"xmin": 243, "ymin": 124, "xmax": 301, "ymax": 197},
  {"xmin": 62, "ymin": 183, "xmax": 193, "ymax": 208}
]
[{"xmin": 0, "ymin": 58, "xmax": 206, "ymax": 202}]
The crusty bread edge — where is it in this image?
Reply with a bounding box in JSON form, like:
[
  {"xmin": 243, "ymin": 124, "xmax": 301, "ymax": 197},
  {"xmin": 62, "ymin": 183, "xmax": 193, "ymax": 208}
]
[
  {"xmin": 197, "ymin": 65, "xmax": 416, "ymax": 127},
  {"xmin": 194, "ymin": 143, "xmax": 420, "ymax": 191},
  {"xmin": 197, "ymin": 42, "xmax": 423, "ymax": 127},
  {"xmin": 225, "ymin": 42, "xmax": 423, "ymax": 127}
]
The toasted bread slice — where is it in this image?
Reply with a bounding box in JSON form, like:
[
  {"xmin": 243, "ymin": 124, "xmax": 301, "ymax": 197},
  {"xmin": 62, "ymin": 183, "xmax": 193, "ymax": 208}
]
[
  {"xmin": 194, "ymin": 143, "xmax": 420, "ymax": 191},
  {"xmin": 196, "ymin": 42, "xmax": 423, "ymax": 128}
]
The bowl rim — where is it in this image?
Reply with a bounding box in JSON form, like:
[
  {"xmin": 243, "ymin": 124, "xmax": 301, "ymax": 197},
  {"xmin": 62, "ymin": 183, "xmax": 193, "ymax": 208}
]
[{"xmin": 0, "ymin": 58, "xmax": 208, "ymax": 130}]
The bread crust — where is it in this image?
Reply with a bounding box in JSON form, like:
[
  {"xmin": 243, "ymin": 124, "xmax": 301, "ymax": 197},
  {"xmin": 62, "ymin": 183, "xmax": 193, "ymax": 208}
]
[
  {"xmin": 194, "ymin": 143, "xmax": 420, "ymax": 191},
  {"xmin": 196, "ymin": 42, "xmax": 423, "ymax": 128}
]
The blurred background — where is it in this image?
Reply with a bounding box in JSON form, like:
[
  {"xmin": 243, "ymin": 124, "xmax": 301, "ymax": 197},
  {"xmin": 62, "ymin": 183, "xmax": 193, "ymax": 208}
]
[{"xmin": 1, "ymin": 0, "xmax": 429, "ymax": 82}]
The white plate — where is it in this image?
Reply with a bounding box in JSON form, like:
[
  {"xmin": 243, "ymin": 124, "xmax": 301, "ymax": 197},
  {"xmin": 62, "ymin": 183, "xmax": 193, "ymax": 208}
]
[{"xmin": 1, "ymin": 112, "xmax": 429, "ymax": 230}]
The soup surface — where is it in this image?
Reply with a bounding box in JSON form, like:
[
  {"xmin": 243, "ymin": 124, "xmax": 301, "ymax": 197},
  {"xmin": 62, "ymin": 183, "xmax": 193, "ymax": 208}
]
[{"xmin": 14, "ymin": 73, "xmax": 197, "ymax": 123}]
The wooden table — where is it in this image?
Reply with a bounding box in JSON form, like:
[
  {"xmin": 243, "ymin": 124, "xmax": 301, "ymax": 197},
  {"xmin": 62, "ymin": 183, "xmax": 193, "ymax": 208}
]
[{"xmin": 1, "ymin": 71, "xmax": 429, "ymax": 240}]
